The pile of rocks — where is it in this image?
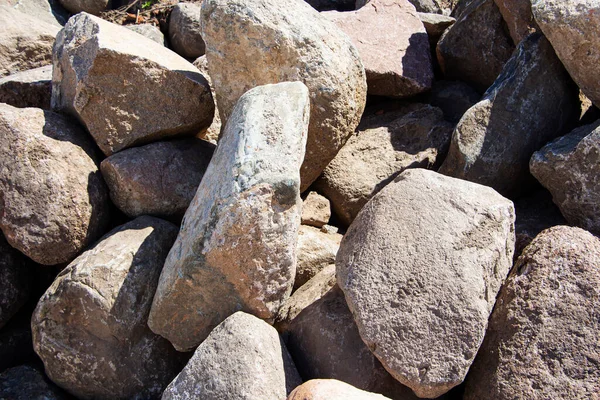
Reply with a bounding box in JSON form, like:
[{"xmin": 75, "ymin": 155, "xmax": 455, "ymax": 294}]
[{"xmin": 1, "ymin": 0, "xmax": 599, "ymax": 399}]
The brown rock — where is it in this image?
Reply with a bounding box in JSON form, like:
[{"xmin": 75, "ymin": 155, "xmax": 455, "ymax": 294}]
[
  {"xmin": 201, "ymin": 0, "xmax": 367, "ymax": 191},
  {"xmin": 52, "ymin": 13, "xmax": 214, "ymax": 156},
  {"xmin": 58, "ymin": 0, "xmax": 109, "ymax": 14},
  {"xmin": 436, "ymin": 0, "xmax": 514, "ymax": 92},
  {"xmin": 0, "ymin": 104, "xmax": 109, "ymax": 265},
  {"xmin": 418, "ymin": 12, "xmax": 456, "ymax": 43},
  {"xmin": 295, "ymin": 226, "xmax": 342, "ymax": 291},
  {"xmin": 464, "ymin": 226, "xmax": 600, "ymax": 399},
  {"xmin": 288, "ymin": 379, "xmax": 392, "ymax": 400},
  {"xmin": 301, "ymin": 192, "xmax": 331, "ymax": 228},
  {"xmin": 0, "ymin": 65, "xmax": 52, "ymax": 109},
  {"xmin": 324, "ymin": 0, "xmax": 433, "ymax": 98},
  {"xmin": 169, "ymin": 2, "xmax": 205, "ymax": 59},
  {"xmin": 100, "ymin": 138, "xmax": 215, "ymax": 220},
  {"xmin": 494, "ymin": 0, "xmax": 538, "ymax": 44},
  {"xmin": 192, "ymin": 55, "xmax": 222, "ymax": 143}
]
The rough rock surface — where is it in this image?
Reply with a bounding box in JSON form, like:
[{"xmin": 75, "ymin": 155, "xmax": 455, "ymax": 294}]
[
  {"xmin": 494, "ymin": 0, "xmax": 538, "ymax": 44},
  {"xmin": 418, "ymin": 13, "xmax": 456, "ymax": 43},
  {"xmin": 295, "ymin": 226, "xmax": 342, "ymax": 291},
  {"xmin": 58, "ymin": 0, "xmax": 109, "ymax": 14},
  {"xmin": 126, "ymin": 24, "xmax": 165, "ymax": 45},
  {"xmin": 301, "ymin": 192, "xmax": 331, "ymax": 228},
  {"xmin": 337, "ymin": 169, "xmax": 515, "ymax": 398},
  {"xmin": 316, "ymin": 104, "xmax": 453, "ymax": 227},
  {"xmin": 192, "ymin": 55, "xmax": 221, "ymax": 143},
  {"xmin": 426, "ymin": 80, "xmax": 480, "ymax": 123},
  {"xmin": 32, "ymin": 216, "xmax": 184, "ymax": 400},
  {"xmin": 532, "ymin": 0, "xmax": 600, "ymax": 107},
  {"xmin": 286, "ymin": 286, "xmax": 419, "ymax": 399},
  {"xmin": 0, "ymin": 234, "xmax": 30, "ymax": 330},
  {"xmin": 101, "ymin": 138, "xmax": 215, "ymax": 220},
  {"xmin": 149, "ymin": 82, "xmax": 310, "ymax": 351},
  {"xmin": 324, "ymin": 0, "xmax": 433, "ymax": 98},
  {"xmin": 52, "ymin": 13, "xmax": 214, "ymax": 156},
  {"xmin": 201, "ymin": 0, "xmax": 367, "ymax": 190},
  {"xmin": 169, "ymin": 2, "xmax": 205, "ymax": 59},
  {"xmin": 0, "ymin": 365, "xmax": 68, "ymax": 400},
  {"xmin": 464, "ymin": 226, "xmax": 600, "ymax": 400},
  {"xmin": 0, "ymin": 65, "xmax": 52, "ymax": 109},
  {"xmin": 0, "ymin": 104, "xmax": 109, "ymax": 265},
  {"xmin": 439, "ymin": 33, "xmax": 579, "ymax": 196},
  {"xmin": 162, "ymin": 312, "xmax": 301, "ymax": 400},
  {"xmin": 0, "ymin": 6, "xmax": 59, "ymax": 77},
  {"xmin": 288, "ymin": 379, "xmax": 391, "ymax": 400},
  {"xmin": 7, "ymin": 0, "xmax": 68, "ymax": 27},
  {"xmin": 436, "ymin": 0, "xmax": 514, "ymax": 92},
  {"xmin": 530, "ymin": 120, "xmax": 600, "ymax": 234}
]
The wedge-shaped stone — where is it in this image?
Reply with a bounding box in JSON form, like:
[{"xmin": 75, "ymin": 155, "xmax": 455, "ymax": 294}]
[{"xmin": 149, "ymin": 82, "xmax": 310, "ymax": 351}]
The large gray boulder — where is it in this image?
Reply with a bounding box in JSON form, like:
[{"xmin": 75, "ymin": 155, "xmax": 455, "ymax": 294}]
[
  {"xmin": 149, "ymin": 82, "xmax": 310, "ymax": 352},
  {"xmin": 169, "ymin": 3, "xmax": 205, "ymax": 59},
  {"xmin": 162, "ymin": 311, "xmax": 301, "ymax": 400},
  {"xmin": 101, "ymin": 138, "xmax": 215, "ymax": 220},
  {"xmin": 439, "ymin": 33, "xmax": 579, "ymax": 196},
  {"xmin": 0, "ymin": 104, "xmax": 109, "ymax": 265},
  {"xmin": 52, "ymin": 13, "xmax": 214, "ymax": 156},
  {"xmin": 201, "ymin": 0, "xmax": 367, "ymax": 190},
  {"xmin": 32, "ymin": 216, "xmax": 184, "ymax": 400},
  {"xmin": 0, "ymin": 233, "xmax": 30, "ymax": 330},
  {"xmin": 0, "ymin": 65, "xmax": 52, "ymax": 109},
  {"xmin": 532, "ymin": 0, "xmax": 600, "ymax": 107},
  {"xmin": 464, "ymin": 226, "xmax": 600, "ymax": 399},
  {"xmin": 337, "ymin": 169, "xmax": 515, "ymax": 398},
  {"xmin": 323, "ymin": 0, "xmax": 433, "ymax": 98},
  {"xmin": 530, "ymin": 121, "xmax": 600, "ymax": 235}
]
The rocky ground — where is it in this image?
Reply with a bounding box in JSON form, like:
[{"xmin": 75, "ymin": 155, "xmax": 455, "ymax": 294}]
[{"xmin": 0, "ymin": 0, "xmax": 599, "ymax": 399}]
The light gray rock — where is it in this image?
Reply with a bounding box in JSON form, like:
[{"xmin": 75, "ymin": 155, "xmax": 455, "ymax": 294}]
[
  {"xmin": 337, "ymin": 169, "xmax": 515, "ymax": 398},
  {"xmin": 52, "ymin": 13, "xmax": 214, "ymax": 156},
  {"xmin": 58, "ymin": 0, "xmax": 109, "ymax": 14},
  {"xmin": 532, "ymin": 0, "xmax": 600, "ymax": 107},
  {"xmin": 295, "ymin": 226, "xmax": 342, "ymax": 291},
  {"xmin": 436, "ymin": 0, "xmax": 514, "ymax": 92},
  {"xmin": 162, "ymin": 311, "xmax": 301, "ymax": 400},
  {"xmin": 7, "ymin": 0, "xmax": 68, "ymax": 27},
  {"xmin": 169, "ymin": 3, "xmax": 205, "ymax": 59},
  {"xmin": 0, "ymin": 104, "xmax": 109, "ymax": 265},
  {"xmin": 464, "ymin": 226, "xmax": 600, "ymax": 400},
  {"xmin": 530, "ymin": 120, "xmax": 600, "ymax": 235},
  {"xmin": 494, "ymin": 0, "xmax": 538, "ymax": 44},
  {"xmin": 0, "ymin": 65, "xmax": 52, "ymax": 109},
  {"xmin": 301, "ymin": 192, "xmax": 331, "ymax": 228},
  {"xmin": 101, "ymin": 138, "xmax": 215, "ymax": 220},
  {"xmin": 201, "ymin": 0, "xmax": 366, "ymax": 191},
  {"xmin": 32, "ymin": 216, "xmax": 184, "ymax": 400},
  {"xmin": 0, "ymin": 6, "xmax": 59, "ymax": 77},
  {"xmin": 149, "ymin": 82, "xmax": 310, "ymax": 351},
  {"xmin": 0, "ymin": 365, "xmax": 68, "ymax": 400},
  {"xmin": 192, "ymin": 55, "xmax": 221, "ymax": 143},
  {"xmin": 289, "ymin": 380, "xmax": 391, "ymax": 400},
  {"xmin": 126, "ymin": 24, "xmax": 165, "ymax": 45},
  {"xmin": 0, "ymin": 234, "xmax": 30, "ymax": 330},
  {"xmin": 324, "ymin": 0, "xmax": 433, "ymax": 98},
  {"xmin": 315, "ymin": 104, "xmax": 453, "ymax": 227},
  {"xmin": 439, "ymin": 33, "xmax": 579, "ymax": 196}
]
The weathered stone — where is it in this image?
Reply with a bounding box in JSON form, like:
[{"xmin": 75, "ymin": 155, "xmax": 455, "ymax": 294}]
[
  {"xmin": 52, "ymin": 13, "xmax": 214, "ymax": 156},
  {"xmin": 418, "ymin": 13, "xmax": 456, "ymax": 42},
  {"xmin": 295, "ymin": 226, "xmax": 342, "ymax": 291},
  {"xmin": 201, "ymin": 0, "xmax": 366, "ymax": 190},
  {"xmin": 532, "ymin": 0, "xmax": 600, "ymax": 108},
  {"xmin": 315, "ymin": 104, "xmax": 453, "ymax": 227},
  {"xmin": 101, "ymin": 138, "xmax": 215, "ymax": 220},
  {"xmin": 530, "ymin": 120, "xmax": 600, "ymax": 235},
  {"xmin": 0, "ymin": 104, "xmax": 109, "ymax": 265},
  {"xmin": 0, "ymin": 365, "xmax": 68, "ymax": 400},
  {"xmin": 58, "ymin": 0, "xmax": 109, "ymax": 14},
  {"xmin": 337, "ymin": 169, "xmax": 515, "ymax": 398},
  {"xmin": 163, "ymin": 312, "xmax": 301, "ymax": 400},
  {"xmin": 436, "ymin": 0, "xmax": 514, "ymax": 92},
  {"xmin": 359, "ymin": 0, "xmax": 458, "ymax": 13},
  {"xmin": 464, "ymin": 226, "xmax": 600, "ymax": 399},
  {"xmin": 426, "ymin": 80, "xmax": 480, "ymax": 123},
  {"xmin": 149, "ymin": 82, "xmax": 310, "ymax": 351},
  {"xmin": 0, "ymin": 6, "xmax": 59, "ymax": 77},
  {"xmin": 494, "ymin": 0, "xmax": 538, "ymax": 44},
  {"xmin": 301, "ymin": 192, "xmax": 331, "ymax": 228},
  {"xmin": 276, "ymin": 264, "xmax": 336, "ymax": 332},
  {"xmin": 0, "ymin": 234, "xmax": 29, "ymax": 330},
  {"xmin": 7, "ymin": 0, "xmax": 68, "ymax": 27},
  {"xmin": 126, "ymin": 24, "xmax": 165, "ymax": 45},
  {"xmin": 439, "ymin": 33, "xmax": 579, "ymax": 196},
  {"xmin": 0, "ymin": 65, "xmax": 52, "ymax": 109},
  {"xmin": 192, "ymin": 55, "xmax": 221, "ymax": 143},
  {"xmin": 169, "ymin": 3, "xmax": 205, "ymax": 59},
  {"xmin": 324, "ymin": 0, "xmax": 433, "ymax": 98},
  {"xmin": 32, "ymin": 216, "xmax": 184, "ymax": 400},
  {"xmin": 286, "ymin": 286, "xmax": 419, "ymax": 399},
  {"xmin": 288, "ymin": 379, "xmax": 392, "ymax": 400}
]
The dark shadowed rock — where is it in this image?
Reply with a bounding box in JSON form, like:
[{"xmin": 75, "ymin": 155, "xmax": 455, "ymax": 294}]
[
  {"xmin": 418, "ymin": 13, "xmax": 456, "ymax": 44},
  {"xmin": 305, "ymin": 0, "xmax": 356, "ymax": 11},
  {"xmin": 426, "ymin": 80, "xmax": 480, "ymax": 123},
  {"xmin": 0, "ymin": 365, "xmax": 69, "ymax": 400},
  {"xmin": 0, "ymin": 65, "xmax": 52, "ymax": 109},
  {"xmin": 101, "ymin": 138, "xmax": 215, "ymax": 220},
  {"xmin": 337, "ymin": 169, "xmax": 515, "ymax": 398},
  {"xmin": 439, "ymin": 33, "xmax": 579, "ymax": 197},
  {"xmin": 494, "ymin": 0, "xmax": 538, "ymax": 44},
  {"xmin": 52, "ymin": 13, "xmax": 214, "ymax": 156},
  {"xmin": 0, "ymin": 104, "xmax": 109, "ymax": 265},
  {"xmin": 169, "ymin": 2, "xmax": 205, "ymax": 59},
  {"xmin": 162, "ymin": 312, "xmax": 301, "ymax": 400},
  {"xmin": 464, "ymin": 226, "xmax": 600, "ymax": 399},
  {"xmin": 58, "ymin": 0, "xmax": 109, "ymax": 14},
  {"xmin": 32, "ymin": 216, "xmax": 185, "ymax": 399},
  {"xmin": 0, "ymin": 234, "xmax": 29, "ymax": 330}
]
